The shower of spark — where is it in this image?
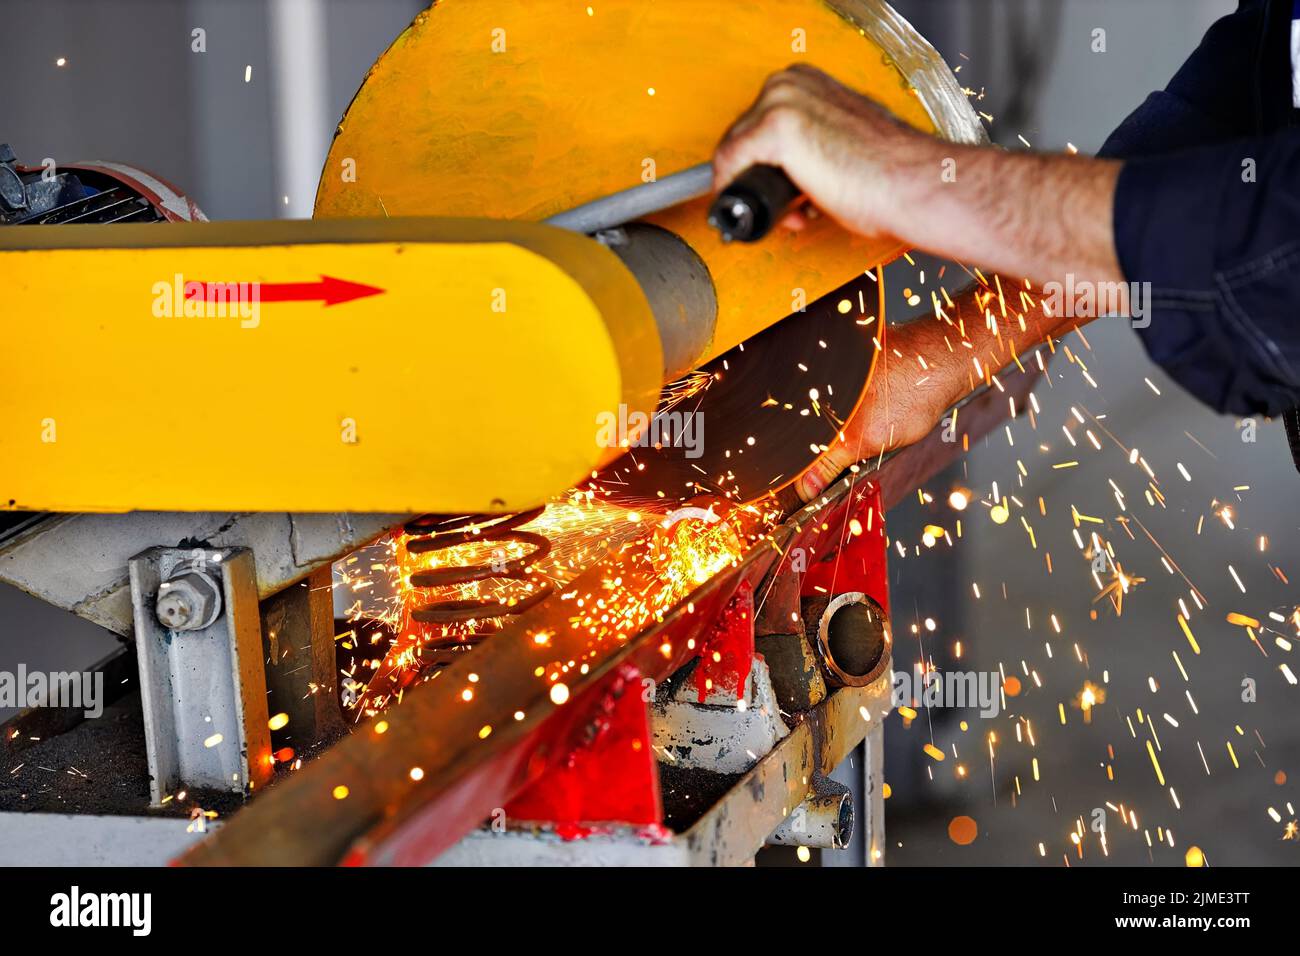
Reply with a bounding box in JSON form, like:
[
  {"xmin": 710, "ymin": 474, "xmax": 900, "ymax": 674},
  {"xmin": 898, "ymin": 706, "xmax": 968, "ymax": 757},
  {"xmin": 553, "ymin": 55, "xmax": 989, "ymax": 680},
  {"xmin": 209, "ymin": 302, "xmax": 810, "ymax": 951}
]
[{"xmin": 335, "ymin": 489, "xmax": 775, "ymax": 718}]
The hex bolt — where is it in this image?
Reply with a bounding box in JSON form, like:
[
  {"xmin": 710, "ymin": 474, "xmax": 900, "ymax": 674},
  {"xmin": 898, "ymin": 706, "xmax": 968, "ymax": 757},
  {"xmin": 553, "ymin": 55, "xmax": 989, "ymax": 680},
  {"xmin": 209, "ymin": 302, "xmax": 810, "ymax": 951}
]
[{"xmin": 156, "ymin": 568, "xmax": 223, "ymax": 631}]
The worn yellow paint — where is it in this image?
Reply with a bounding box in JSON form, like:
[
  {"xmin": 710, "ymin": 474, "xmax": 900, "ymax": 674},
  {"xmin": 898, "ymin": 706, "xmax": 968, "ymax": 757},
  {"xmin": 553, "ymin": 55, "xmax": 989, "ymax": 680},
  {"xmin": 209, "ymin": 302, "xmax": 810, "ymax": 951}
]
[
  {"xmin": 316, "ymin": 0, "xmax": 939, "ymax": 366},
  {"xmin": 0, "ymin": 218, "xmax": 660, "ymax": 513}
]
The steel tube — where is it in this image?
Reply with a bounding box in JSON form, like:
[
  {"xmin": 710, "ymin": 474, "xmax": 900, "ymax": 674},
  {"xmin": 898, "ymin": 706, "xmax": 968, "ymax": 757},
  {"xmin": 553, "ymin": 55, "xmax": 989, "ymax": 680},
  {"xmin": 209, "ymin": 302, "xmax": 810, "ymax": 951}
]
[
  {"xmin": 544, "ymin": 163, "xmax": 713, "ymax": 234},
  {"xmin": 766, "ymin": 779, "xmax": 855, "ymax": 849}
]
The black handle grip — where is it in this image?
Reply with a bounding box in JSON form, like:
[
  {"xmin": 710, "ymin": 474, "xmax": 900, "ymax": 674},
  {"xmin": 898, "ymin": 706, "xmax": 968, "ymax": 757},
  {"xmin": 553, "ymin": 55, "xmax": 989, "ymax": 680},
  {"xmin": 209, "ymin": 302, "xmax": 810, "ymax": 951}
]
[{"xmin": 708, "ymin": 164, "xmax": 802, "ymax": 243}]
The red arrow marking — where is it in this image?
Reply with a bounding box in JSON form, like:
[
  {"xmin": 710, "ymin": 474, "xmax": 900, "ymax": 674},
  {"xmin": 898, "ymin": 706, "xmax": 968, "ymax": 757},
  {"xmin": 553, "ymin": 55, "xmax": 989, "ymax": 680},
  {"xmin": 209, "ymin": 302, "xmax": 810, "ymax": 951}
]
[{"xmin": 188, "ymin": 275, "xmax": 385, "ymax": 307}]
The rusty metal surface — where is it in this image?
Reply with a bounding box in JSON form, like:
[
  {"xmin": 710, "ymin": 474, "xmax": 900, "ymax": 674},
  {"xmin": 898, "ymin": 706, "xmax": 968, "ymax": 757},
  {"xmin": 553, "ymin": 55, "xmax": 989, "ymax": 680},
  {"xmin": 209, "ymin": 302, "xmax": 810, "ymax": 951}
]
[{"xmin": 260, "ymin": 567, "xmax": 346, "ymax": 749}]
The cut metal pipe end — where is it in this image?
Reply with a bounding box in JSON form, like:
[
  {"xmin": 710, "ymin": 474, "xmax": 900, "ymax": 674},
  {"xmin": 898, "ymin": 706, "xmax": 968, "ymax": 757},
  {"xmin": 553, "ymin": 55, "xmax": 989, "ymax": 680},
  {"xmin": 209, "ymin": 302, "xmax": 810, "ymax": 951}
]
[
  {"xmin": 767, "ymin": 779, "xmax": 854, "ymax": 849},
  {"xmin": 804, "ymin": 592, "xmax": 889, "ymax": 688}
]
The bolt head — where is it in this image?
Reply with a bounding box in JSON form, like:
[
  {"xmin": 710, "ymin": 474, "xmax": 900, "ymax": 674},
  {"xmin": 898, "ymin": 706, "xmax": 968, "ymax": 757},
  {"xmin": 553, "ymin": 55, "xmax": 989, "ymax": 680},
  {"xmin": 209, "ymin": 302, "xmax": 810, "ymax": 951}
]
[
  {"xmin": 156, "ymin": 589, "xmax": 194, "ymax": 628},
  {"xmin": 155, "ymin": 570, "xmax": 222, "ymax": 631}
]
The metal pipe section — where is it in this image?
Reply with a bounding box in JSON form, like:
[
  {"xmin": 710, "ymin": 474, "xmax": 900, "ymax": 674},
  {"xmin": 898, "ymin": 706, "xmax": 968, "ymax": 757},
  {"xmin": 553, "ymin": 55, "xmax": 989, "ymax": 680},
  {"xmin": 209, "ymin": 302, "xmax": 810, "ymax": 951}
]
[
  {"xmin": 269, "ymin": 0, "xmax": 330, "ymax": 218},
  {"xmin": 544, "ymin": 163, "xmax": 713, "ymax": 234},
  {"xmin": 805, "ymin": 592, "xmax": 889, "ymax": 688},
  {"xmin": 767, "ymin": 779, "xmax": 855, "ymax": 849}
]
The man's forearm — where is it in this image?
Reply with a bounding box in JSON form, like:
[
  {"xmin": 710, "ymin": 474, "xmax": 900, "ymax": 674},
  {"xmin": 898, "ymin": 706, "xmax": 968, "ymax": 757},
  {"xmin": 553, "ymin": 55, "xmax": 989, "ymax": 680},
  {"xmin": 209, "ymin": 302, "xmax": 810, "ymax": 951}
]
[
  {"xmin": 710, "ymin": 65, "xmax": 1138, "ymax": 495},
  {"xmin": 878, "ymin": 145, "xmax": 1129, "ymax": 415},
  {"xmin": 712, "ymin": 66, "xmax": 1128, "ymax": 302},
  {"xmin": 885, "ymin": 139, "xmax": 1127, "ymax": 299}
]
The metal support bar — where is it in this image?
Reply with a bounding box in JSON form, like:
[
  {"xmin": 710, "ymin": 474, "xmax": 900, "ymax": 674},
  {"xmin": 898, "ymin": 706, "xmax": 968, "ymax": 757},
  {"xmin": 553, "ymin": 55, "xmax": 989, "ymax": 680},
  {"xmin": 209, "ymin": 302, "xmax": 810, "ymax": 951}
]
[
  {"xmin": 128, "ymin": 546, "xmax": 273, "ymax": 804},
  {"xmin": 862, "ymin": 720, "xmax": 886, "ymax": 866},
  {"xmin": 260, "ymin": 566, "xmax": 345, "ymax": 750},
  {"xmin": 544, "ymin": 163, "xmax": 713, "ymax": 234}
]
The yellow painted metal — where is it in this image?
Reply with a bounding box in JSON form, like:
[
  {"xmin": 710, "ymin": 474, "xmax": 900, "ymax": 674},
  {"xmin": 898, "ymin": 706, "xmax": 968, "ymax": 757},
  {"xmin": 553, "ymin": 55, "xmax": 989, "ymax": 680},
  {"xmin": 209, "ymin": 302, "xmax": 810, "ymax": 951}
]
[
  {"xmin": 315, "ymin": 0, "xmax": 979, "ymax": 368},
  {"xmin": 0, "ymin": 218, "xmax": 661, "ymax": 514}
]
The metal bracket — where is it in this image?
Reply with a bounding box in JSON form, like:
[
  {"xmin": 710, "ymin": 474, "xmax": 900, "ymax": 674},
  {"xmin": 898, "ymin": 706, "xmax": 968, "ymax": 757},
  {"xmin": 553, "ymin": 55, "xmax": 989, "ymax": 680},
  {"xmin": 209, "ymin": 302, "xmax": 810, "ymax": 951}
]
[{"xmin": 128, "ymin": 546, "xmax": 273, "ymax": 804}]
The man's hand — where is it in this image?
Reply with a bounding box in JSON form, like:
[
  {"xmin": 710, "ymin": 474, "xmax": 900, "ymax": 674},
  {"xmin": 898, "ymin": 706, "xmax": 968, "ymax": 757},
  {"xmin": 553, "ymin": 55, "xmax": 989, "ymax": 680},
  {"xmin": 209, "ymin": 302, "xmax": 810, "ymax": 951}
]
[
  {"xmin": 712, "ymin": 64, "xmax": 959, "ymax": 501},
  {"xmin": 712, "ymin": 64, "xmax": 938, "ymax": 240},
  {"xmin": 713, "ymin": 64, "xmax": 1124, "ymax": 290}
]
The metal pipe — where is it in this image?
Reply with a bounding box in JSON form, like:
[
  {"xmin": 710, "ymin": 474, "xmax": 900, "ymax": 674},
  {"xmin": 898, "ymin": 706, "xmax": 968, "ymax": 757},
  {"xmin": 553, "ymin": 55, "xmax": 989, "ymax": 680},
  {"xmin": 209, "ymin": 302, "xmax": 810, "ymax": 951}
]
[
  {"xmin": 544, "ymin": 163, "xmax": 713, "ymax": 234},
  {"xmin": 805, "ymin": 592, "xmax": 889, "ymax": 688},
  {"xmin": 767, "ymin": 779, "xmax": 854, "ymax": 849},
  {"xmin": 268, "ymin": 0, "xmax": 330, "ymax": 218}
]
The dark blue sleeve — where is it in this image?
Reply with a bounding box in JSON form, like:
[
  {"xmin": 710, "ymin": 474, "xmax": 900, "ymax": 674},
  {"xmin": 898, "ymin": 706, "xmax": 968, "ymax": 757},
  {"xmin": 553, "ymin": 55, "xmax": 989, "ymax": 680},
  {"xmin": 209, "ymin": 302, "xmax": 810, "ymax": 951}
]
[
  {"xmin": 1096, "ymin": 1, "xmax": 1300, "ymax": 416},
  {"xmin": 1113, "ymin": 132, "xmax": 1300, "ymax": 416}
]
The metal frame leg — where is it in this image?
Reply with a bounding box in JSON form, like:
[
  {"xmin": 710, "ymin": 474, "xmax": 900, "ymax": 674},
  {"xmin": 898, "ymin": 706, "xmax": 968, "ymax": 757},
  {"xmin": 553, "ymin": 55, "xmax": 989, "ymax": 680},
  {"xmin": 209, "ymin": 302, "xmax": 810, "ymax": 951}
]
[
  {"xmin": 260, "ymin": 566, "xmax": 344, "ymax": 751},
  {"xmin": 128, "ymin": 546, "xmax": 272, "ymax": 804}
]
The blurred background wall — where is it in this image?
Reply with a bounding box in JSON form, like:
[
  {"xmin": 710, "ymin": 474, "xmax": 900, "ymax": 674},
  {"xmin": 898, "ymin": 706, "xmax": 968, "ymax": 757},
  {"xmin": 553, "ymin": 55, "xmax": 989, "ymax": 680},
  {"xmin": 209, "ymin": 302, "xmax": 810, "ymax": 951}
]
[{"xmin": 7, "ymin": 0, "xmax": 1293, "ymax": 867}]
